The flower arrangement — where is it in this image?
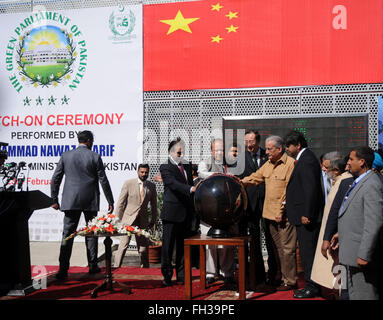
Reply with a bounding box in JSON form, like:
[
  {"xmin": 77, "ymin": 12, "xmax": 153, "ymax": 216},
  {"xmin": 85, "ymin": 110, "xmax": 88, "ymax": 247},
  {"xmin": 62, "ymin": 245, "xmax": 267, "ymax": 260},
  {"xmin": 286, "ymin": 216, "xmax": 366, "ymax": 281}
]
[{"xmin": 64, "ymin": 212, "xmax": 152, "ymax": 241}]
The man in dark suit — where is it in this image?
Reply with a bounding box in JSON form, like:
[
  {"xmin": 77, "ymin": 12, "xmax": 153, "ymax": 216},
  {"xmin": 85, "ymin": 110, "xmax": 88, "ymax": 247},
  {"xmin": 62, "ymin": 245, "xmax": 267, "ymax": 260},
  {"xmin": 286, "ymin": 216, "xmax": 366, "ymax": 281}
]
[
  {"xmin": 51, "ymin": 130, "xmax": 114, "ymax": 279},
  {"xmin": 160, "ymin": 137, "xmax": 196, "ymax": 286},
  {"xmin": 284, "ymin": 130, "xmax": 324, "ymax": 298},
  {"xmin": 238, "ymin": 129, "xmax": 277, "ymax": 288}
]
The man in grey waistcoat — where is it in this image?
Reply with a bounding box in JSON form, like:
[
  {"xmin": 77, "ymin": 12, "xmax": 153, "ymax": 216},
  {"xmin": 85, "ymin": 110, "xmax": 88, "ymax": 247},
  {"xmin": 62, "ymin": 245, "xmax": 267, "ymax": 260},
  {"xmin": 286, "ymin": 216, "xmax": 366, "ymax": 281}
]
[{"xmin": 51, "ymin": 130, "xmax": 114, "ymax": 279}]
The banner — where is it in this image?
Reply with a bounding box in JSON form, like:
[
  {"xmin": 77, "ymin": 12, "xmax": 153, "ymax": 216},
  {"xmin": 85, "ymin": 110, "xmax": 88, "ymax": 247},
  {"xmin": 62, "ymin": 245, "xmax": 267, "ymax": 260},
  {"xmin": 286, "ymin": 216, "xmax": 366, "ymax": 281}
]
[
  {"xmin": 0, "ymin": 5, "xmax": 143, "ymax": 241},
  {"xmin": 144, "ymin": 0, "xmax": 383, "ymax": 91}
]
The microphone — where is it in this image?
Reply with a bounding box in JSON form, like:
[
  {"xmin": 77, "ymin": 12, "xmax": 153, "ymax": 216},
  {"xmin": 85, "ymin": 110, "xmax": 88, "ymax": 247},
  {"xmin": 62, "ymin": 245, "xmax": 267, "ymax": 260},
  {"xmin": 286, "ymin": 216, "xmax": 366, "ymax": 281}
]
[
  {"xmin": 17, "ymin": 172, "xmax": 25, "ymax": 190},
  {"xmin": 18, "ymin": 161, "xmax": 26, "ymax": 169},
  {"xmin": 5, "ymin": 162, "xmax": 17, "ymax": 169},
  {"xmin": 26, "ymin": 163, "xmax": 32, "ymax": 191}
]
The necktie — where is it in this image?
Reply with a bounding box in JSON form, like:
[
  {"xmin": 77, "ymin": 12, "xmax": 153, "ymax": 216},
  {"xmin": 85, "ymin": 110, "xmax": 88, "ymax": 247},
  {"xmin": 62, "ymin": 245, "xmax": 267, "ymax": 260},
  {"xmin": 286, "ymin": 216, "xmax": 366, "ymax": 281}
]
[
  {"xmin": 178, "ymin": 163, "xmax": 186, "ymax": 180},
  {"xmin": 338, "ymin": 181, "xmax": 356, "ymax": 216},
  {"xmin": 252, "ymin": 154, "xmax": 259, "ymax": 168},
  {"xmin": 140, "ymin": 182, "xmax": 145, "ymax": 202},
  {"xmin": 294, "ymin": 160, "xmax": 298, "ymax": 166}
]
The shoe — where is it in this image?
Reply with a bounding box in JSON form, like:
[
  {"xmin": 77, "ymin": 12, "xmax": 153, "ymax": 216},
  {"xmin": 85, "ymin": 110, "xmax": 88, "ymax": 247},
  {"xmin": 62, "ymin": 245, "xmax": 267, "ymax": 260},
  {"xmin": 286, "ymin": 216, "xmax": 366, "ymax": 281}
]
[
  {"xmin": 276, "ymin": 283, "xmax": 297, "ymax": 291},
  {"xmin": 55, "ymin": 270, "xmax": 68, "ymax": 280},
  {"xmin": 176, "ymin": 278, "xmax": 185, "ymax": 285},
  {"xmin": 89, "ymin": 266, "xmax": 101, "ymax": 274},
  {"xmin": 293, "ymin": 288, "xmax": 319, "ymax": 299},
  {"xmin": 162, "ymin": 279, "xmax": 172, "ymax": 287},
  {"xmin": 254, "ymin": 282, "xmax": 276, "ymax": 293},
  {"xmin": 293, "ymin": 287, "xmax": 305, "ymax": 294},
  {"xmin": 206, "ymin": 277, "xmax": 216, "ymax": 285}
]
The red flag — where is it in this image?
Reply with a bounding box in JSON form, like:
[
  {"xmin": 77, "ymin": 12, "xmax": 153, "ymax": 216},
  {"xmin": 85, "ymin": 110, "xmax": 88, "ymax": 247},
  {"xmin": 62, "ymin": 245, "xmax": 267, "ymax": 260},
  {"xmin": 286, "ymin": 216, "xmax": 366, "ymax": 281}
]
[{"xmin": 144, "ymin": 0, "xmax": 383, "ymax": 91}]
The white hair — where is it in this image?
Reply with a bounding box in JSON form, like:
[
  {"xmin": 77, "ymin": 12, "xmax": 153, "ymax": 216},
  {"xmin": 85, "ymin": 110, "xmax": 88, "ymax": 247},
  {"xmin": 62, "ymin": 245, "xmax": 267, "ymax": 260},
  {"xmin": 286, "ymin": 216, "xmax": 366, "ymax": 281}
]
[{"xmin": 265, "ymin": 135, "xmax": 284, "ymax": 149}]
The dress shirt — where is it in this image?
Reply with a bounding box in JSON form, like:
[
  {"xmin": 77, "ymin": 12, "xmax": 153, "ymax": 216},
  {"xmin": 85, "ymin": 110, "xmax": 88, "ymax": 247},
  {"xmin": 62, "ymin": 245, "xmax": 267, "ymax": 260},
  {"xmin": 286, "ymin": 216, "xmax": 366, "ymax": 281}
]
[
  {"xmin": 339, "ymin": 170, "xmax": 371, "ymax": 216},
  {"xmin": 322, "ymin": 170, "xmax": 332, "ymax": 203},
  {"xmin": 169, "ymin": 155, "xmax": 193, "ymax": 193},
  {"xmin": 295, "ymin": 147, "xmax": 307, "ymax": 161},
  {"xmin": 242, "ymin": 152, "xmax": 295, "ymax": 220},
  {"xmin": 138, "ymin": 178, "xmax": 146, "ymax": 200}
]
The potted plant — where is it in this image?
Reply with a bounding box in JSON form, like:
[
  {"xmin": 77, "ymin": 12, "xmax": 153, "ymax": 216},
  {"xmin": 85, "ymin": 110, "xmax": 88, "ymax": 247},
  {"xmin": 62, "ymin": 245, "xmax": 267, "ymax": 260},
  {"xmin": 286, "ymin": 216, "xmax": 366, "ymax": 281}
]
[{"xmin": 148, "ymin": 192, "xmax": 163, "ymax": 264}]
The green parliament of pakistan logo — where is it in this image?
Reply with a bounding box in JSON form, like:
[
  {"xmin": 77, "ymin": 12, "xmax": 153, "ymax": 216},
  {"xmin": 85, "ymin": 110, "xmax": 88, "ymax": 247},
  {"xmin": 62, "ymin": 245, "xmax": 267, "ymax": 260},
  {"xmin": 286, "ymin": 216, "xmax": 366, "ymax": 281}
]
[
  {"xmin": 109, "ymin": 5, "xmax": 136, "ymax": 37},
  {"xmin": 5, "ymin": 11, "xmax": 87, "ymax": 92}
]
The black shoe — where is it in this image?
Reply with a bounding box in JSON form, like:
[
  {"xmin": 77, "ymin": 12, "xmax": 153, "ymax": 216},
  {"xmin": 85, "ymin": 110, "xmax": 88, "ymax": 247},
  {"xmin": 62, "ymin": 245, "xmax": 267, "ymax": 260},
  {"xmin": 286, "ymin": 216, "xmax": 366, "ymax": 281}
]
[
  {"xmin": 293, "ymin": 288, "xmax": 319, "ymax": 299},
  {"xmin": 254, "ymin": 282, "xmax": 277, "ymax": 293},
  {"xmin": 89, "ymin": 266, "xmax": 101, "ymax": 274},
  {"xmin": 162, "ymin": 279, "xmax": 172, "ymax": 287},
  {"xmin": 206, "ymin": 277, "xmax": 216, "ymax": 285},
  {"xmin": 293, "ymin": 287, "xmax": 305, "ymax": 294},
  {"xmin": 276, "ymin": 283, "xmax": 297, "ymax": 291},
  {"xmin": 55, "ymin": 270, "xmax": 68, "ymax": 280}
]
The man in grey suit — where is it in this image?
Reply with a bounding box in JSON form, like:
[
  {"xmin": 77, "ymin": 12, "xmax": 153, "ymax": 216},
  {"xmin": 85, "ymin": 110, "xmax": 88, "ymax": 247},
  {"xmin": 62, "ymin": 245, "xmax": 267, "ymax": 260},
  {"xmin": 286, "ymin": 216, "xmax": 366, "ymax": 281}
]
[
  {"xmin": 332, "ymin": 146, "xmax": 383, "ymax": 299},
  {"xmin": 51, "ymin": 130, "xmax": 114, "ymax": 279}
]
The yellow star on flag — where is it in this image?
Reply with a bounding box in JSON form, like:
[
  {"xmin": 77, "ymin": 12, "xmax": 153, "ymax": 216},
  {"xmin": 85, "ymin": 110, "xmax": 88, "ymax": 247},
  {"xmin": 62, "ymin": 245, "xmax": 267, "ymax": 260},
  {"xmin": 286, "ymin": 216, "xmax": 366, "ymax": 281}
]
[
  {"xmin": 211, "ymin": 35, "xmax": 223, "ymax": 43},
  {"xmin": 226, "ymin": 25, "xmax": 239, "ymax": 33},
  {"xmin": 211, "ymin": 3, "xmax": 224, "ymax": 12},
  {"xmin": 226, "ymin": 11, "xmax": 238, "ymax": 20},
  {"xmin": 160, "ymin": 10, "xmax": 200, "ymax": 35}
]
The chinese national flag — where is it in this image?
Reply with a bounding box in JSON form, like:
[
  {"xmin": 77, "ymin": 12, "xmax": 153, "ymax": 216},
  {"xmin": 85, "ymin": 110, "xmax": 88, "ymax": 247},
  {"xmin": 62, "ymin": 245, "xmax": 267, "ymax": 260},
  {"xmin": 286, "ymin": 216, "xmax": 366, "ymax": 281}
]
[{"xmin": 144, "ymin": 0, "xmax": 383, "ymax": 91}]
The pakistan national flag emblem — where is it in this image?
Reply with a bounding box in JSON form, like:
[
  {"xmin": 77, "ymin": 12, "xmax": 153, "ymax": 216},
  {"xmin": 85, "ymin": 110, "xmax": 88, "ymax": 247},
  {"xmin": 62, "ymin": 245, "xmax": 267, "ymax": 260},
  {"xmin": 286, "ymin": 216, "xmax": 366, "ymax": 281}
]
[
  {"xmin": 109, "ymin": 5, "xmax": 136, "ymax": 36},
  {"xmin": 16, "ymin": 25, "xmax": 75, "ymax": 88}
]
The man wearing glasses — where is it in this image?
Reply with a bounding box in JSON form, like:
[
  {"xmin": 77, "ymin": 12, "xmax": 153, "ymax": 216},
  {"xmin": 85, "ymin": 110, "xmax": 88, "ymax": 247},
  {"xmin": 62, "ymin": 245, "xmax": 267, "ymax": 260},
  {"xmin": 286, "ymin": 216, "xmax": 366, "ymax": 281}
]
[{"xmin": 159, "ymin": 137, "xmax": 196, "ymax": 286}]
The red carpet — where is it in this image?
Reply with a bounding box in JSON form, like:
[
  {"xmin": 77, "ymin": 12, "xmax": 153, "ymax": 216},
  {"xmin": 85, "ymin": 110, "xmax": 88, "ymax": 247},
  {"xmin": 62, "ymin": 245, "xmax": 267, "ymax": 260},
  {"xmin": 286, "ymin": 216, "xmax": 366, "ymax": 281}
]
[{"xmin": 7, "ymin": 266, "xmax": 326, "ymax": 300}]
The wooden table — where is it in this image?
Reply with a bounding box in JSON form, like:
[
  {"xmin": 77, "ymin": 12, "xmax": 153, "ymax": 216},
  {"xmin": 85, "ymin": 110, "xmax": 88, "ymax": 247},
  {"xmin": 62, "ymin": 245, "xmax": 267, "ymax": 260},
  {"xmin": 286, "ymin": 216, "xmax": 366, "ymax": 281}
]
[
  {"xmin": 90, "ymin": 235, "xmax": 131, "ymax": 298},
  {"xmin": 184, "ymin": 234, "xmax": 255, "ymax": 300}
]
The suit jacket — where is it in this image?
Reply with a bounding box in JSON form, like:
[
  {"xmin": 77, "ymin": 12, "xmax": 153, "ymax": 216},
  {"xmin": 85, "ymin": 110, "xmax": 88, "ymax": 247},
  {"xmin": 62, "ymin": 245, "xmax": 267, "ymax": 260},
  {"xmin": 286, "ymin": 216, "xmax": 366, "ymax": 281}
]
[
  {"xmin": 160, "ymin": 159, "xmax": 194, "ymax": 223},
  {"xmin": 285, "ymin": 148, "xmax": 324, "ymax": 226},
  {"xmin": 323, "ymin": 177, "xmax": 354, "ymax": 241},
  {"xmin": 238, "ymin": 148, "xmax": 267, "ymax": 212},
  {"xmin": 338, "ymin": 170, "xmax": 383, "ymax": 267},
  {"xmin": 115, "ymin": 178, "xmax": 157, "ymax": 228},
  {"xmin": 51, "ymin": 145, "xmax": 114, "ymax": 211}
]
